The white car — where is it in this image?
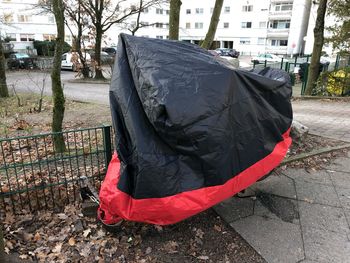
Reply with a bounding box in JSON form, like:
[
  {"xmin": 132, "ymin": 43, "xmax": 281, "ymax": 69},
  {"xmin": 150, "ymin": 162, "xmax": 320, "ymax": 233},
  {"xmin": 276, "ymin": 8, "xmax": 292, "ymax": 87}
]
[
  {"xmin": 251, "ymin": 54, "xmax": 287, "ymax": 64},
  {"xmin": 61, "ymin": 52, "xmax": 91, "ymax": 71}
]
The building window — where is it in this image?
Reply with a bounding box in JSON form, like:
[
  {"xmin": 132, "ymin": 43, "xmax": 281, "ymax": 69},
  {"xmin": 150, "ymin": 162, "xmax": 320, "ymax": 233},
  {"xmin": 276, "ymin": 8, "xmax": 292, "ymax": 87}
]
[
  {"xmin": 241, "ymin": 22, "xmax": 252, "ymax": 28},
  {"xmin": 18, "ymin": 15, "xmax": 32, "ymax": 22},
  {"xmin": 274, "ymin": 3, "xmax": 293, "ymax": 11},
  {"xmin": 240, "ymin": 38, "xmax": 251, "ymax": 44},
  {"xmin": 257, "ymin": 38, "xmax": 265, "ymax": 45},
  {"xmin": 65, "ymin": 35, "xmax": 72, "ymax": 43},
  {"xmin": 242, "ymin": 5, "xmax": 253, "ymax": 12},
  {"xmin": 156, "ymin": 36, "xmax": 163, "ymax": 39},
  {"xmin": 270, "ymin": 20, "xmax": 290, "ymax": 29},
  {"xmin": 280, "ymin": 40, "xmax": 288, "ymax": 46},
  {"xmin": 6, "ymin": 33, "xmax": 16, "ymax": 41},
  {"xmin": 143, "ymin": 7, "xmax": 148, "ymax": 13},
  {"xmin": 224, "ymin": 6, "xmax": 230, "ymax": 13},
  {"xmin": 223, "ymin": 22, "xmax": 229, "ymax": 28},
  {"xmin": 4, "ymin": 13, "xmax": 14, "ymax": 23},
  {"xmin": 164, "ymin": 23, "xmax": 169, "ymax": 29},
  {"xmin": 195, "ymin": 8, "xmax": 204, "ymax": 14},
  {"xmin": 140, "ymin": 21, "xmax": 149, "ymax": 26},
  {"xmin": 186, "ymin": 22, "xmax": 191, "ymax": 29},
  {"xmin": 166, "ymin": 35, "xmax": 169, "ymax": 39},
  {"xmin": 210, "ymin": 7, "xmax": 214, "ymax": 13},
  {"xmin": 20, "ymin": 34, "xmax": 35, "ymax": 41},
  {"xmin": 166, "ymin": 10, "xmax": 170, "ymax": 15},
  {"xmin": 48, "ymin": 16, "xmax": 55, "ymax": 23},
  {"xmin": 156, "ymin": 8, "xmax": 163, "ymax": 14},
  {"xmin": 155, "ymin": 22, "xmax": 163, "ymax": 28},
  {"xmin": 43, "ymin": 34, "xmax": 56, "ymax": 41},
  {"xmin": 186, "ymin": 9, "xmax": 191, "ymax": 14},
  {"xmin": 195, "ymin": 22, "xmax": 203, "ymax": 29},
  {"xmin": 259, "ymin": 22, "xmax": 267, "ymax": 28},
  {"xmin": 271, "ymin": 39, "xmax": 288, "ymax": 46}
]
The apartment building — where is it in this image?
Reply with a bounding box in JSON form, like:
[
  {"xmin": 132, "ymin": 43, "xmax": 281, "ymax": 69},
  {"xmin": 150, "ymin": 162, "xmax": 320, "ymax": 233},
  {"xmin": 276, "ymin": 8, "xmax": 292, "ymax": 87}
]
[
  {"xmin": 0, "ymin": 0, "xmax": 332, "ymax": 56},
  {"xmin": 0, "ymin": 0, "xmax": 72, "ymax": 53}
]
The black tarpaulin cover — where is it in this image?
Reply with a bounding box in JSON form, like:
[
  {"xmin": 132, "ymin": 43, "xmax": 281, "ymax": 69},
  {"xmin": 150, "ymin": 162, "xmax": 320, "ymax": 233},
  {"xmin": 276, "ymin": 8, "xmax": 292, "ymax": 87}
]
[{"xmin": 98, "ymin": 34, "xmax": 293, "ymax": 225}]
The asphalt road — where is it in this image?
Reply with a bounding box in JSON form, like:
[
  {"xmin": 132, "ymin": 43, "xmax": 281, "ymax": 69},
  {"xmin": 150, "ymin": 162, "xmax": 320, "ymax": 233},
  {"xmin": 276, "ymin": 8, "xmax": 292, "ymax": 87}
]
[{"xmin": 6, "ymin": 70, "xmax": 110, "ymax": 104}]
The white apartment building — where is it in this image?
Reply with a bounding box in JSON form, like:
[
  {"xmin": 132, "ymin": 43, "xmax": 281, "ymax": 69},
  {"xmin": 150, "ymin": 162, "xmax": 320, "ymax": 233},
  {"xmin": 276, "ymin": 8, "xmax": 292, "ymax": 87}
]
[
  {"xmin": 0, "ymin": 0, "xmax": 335, "ymax": 56},
  {"xmin": 0, "ymin": 0, "xmax": 72, "ymax": 53}
]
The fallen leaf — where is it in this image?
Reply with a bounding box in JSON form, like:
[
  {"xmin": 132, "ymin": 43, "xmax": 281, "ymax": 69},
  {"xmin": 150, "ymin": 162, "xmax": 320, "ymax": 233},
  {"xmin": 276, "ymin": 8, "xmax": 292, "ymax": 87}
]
[
  {"xmin": 57, "ymin": 213, "xmax": 68, "ymax": 220},
  {"xmin": 19, "ymin": 254, "xmax": 28, "ymax": 260},
  {"xmin": 145, "ymin": 247, "xmax": 152, "ymax": 255},
  {"xmin": 34, "ymin": 232, "xmax": 41, "ymax": 241},
  {"xmin": 68, "ymin": 237, "xmax": 76, "ymax": 246},
  {"xmin": 52, "ymin": 243, "xmax": 62, "ymax": 253},
  {"xmin": 164, "ymin": 241, "xmax": 179, "ymax": 254},
  {"xmin": 83, "ymin": 228, "xmax": 91, "ymax": 238},
  {"xmin": 197, "ymin": 255, "xmax": 209, "ymax": 260},
  {"xmin": 213, "ymin": 225, "xmax": 222, "ymax": 232}
]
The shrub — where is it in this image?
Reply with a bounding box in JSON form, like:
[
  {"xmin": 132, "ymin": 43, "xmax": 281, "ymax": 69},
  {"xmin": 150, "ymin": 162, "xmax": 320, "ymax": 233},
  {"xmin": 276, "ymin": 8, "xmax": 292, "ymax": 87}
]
[
  {"xmin": 315, "ymin": 67, "xmax": 350, "ymax": 96},
  {"xmin": 34, "ymin": 40, "xmax": 71, "ymax": 57}
]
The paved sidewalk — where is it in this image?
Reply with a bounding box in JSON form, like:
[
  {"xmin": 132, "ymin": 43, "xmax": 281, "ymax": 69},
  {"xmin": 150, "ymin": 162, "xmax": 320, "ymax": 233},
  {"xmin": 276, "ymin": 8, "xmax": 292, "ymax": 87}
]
[
  {"xmin": 214, "ymin": 151, "xmax": 350, "ymax": 263},
  {"xmin": 293, "ymin": 100, "xmax": 350, "ymax": 142}
]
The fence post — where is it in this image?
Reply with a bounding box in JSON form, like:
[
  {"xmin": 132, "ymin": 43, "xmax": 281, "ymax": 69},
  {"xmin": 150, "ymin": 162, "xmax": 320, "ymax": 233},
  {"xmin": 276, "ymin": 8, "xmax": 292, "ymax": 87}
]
[
  {"xmin": 301, "ymin": 64, "xmax": 309, "ymax": 96},
  {"xmin": 284, "ymin": 62, "xmax": 289, "ymax": 72},
  {"xmin": 102, "ymin": 126, "xmax": 112, "ymax": 169},
  {"xmin": 264, "ymin": 60, "xmax": 267, "ymax": 68},
  {"xmin": 280, "ymin": 58, "xmax": 284, "ymax": 69},
  {"xmin": 335, "ymin": 53, "xmax": 340, "ymax": 70}
]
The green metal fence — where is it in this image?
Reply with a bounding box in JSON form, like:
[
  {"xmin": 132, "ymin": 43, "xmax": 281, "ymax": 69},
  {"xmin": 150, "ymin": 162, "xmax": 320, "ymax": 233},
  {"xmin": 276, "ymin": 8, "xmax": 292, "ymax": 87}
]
[{"xmin": 0, "ymin": 126, "xmax": 113, "ymax": 214}]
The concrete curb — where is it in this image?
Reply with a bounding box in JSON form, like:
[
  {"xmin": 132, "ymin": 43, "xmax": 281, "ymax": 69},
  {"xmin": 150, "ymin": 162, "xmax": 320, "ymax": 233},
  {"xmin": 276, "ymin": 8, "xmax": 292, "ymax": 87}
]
[
  {"xmin": 66, "ymin": 79, "xmax": 111, "ymax": 85},
  {"xmin": 293, "ymin": 96, "xmax": 350, "ymax": 101},
  {"xmin": 282, "ymin": 143, "xmax": 350, "ymax": 164}
]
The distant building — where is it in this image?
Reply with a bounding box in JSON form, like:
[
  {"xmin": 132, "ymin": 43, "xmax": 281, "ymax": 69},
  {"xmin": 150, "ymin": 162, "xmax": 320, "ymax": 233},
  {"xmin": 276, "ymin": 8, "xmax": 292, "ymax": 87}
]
[
  {"xmin": 0, "ymin": 0, "xmax": 71, "ymax": 54},
  {"xmin": 0, "ymin": 0, "xmax": 337, "ymax": 56}
]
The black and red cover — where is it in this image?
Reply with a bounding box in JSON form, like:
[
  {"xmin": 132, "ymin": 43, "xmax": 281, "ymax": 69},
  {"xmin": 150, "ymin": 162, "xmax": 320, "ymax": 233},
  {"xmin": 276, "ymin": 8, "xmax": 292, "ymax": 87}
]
[{"xmin": 99, "ymin": 34, "xmax": 293, "ymax": 225}]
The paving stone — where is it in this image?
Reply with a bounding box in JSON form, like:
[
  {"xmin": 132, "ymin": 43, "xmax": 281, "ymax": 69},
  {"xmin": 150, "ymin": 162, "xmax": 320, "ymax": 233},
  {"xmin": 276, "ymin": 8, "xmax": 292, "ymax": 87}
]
[
  {"xmin": 254, "ymin": 199, "xmax": 280, "ymax": 221},
  {"xmin": 299, "ymin": 202, "xmax": 349, "ymax": 234},
  {"xmin": 256, "ymin": 192, "xmax": 299, "ymax": 224},
  {"xmin": 303, "ymin": 226, "xmax": 350, "ymax": 263},
  {"xmin": 283, "ymin": 168, "xmax": 332, "ymax": 185},
  {"xmin": 335, "ymin": 186, "xmax": 350, "ymax": 210},
  {"xmin": 328, "ymin": 170, "xmax": 350, "ymax": 189},
  {"xmin": 327, "ymin": 157, "xmax": 350, "ymax": 173},
  {"xmin": 295, "ymin": 180, "xmax": 341, "ymax": 207},
  {"xmin": 213, "ymin": 197, "xmax": 254, "ymax": 223},
  {"xmin": 250, "ymin": 174, "xmax": 297, "ymax": 199},
  {"xmin": 231, "ymin": 215, "xmax": 304, "ymax": 263}
]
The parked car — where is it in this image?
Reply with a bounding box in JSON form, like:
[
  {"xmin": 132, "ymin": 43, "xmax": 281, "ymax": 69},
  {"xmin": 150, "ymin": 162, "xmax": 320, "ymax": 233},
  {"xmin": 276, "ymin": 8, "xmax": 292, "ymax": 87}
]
[
  {"xmin": 89, "ymin": 51, "xmax": 114, "ymax": 65},
  {"xmin": 215, "ymin": 48, "xmax": 240, "ymax": 58},
  {"xmin": 102, "ymin": 47, "xmax": 117, "ymax": 56},
  {"xmin": 251, "ymin": 54, "xmax": 286, "ymax": 64},
  {"xmin": 7, "ymin": 53, "xmax": 36, "ymax": 69},
  {"xmin": 61, "ymin": 52, "xmax": 91, "ymax": 71}
]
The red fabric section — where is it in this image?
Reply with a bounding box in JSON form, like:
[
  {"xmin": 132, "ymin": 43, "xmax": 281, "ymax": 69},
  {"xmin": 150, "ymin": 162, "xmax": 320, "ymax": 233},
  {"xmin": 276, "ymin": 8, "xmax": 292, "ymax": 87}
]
[{"xmin": 98, "ymin": 128, "xmax": 292, "ymax": 225}]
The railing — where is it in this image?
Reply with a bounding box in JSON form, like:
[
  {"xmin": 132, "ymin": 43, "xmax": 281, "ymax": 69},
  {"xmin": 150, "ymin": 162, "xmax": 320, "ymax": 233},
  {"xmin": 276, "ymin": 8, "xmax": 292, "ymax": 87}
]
[{"xmin": 0, "ymin": 126, "xmax": 113, "ymax": 214}]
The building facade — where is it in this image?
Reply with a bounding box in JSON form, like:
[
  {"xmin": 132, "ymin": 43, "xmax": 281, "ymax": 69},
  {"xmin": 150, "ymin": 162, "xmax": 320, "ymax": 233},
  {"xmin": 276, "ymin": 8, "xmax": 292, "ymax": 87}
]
[{"xmin": 0, "ymin": 0, "xmax": 334, "ymax": 56}]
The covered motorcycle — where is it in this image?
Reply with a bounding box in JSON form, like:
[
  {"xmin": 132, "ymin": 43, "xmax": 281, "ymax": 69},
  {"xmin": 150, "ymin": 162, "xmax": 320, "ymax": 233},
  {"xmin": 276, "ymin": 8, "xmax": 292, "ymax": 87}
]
[{"xmin": 98, "ymin": 34, "xmax": 293, "ymax": 225}]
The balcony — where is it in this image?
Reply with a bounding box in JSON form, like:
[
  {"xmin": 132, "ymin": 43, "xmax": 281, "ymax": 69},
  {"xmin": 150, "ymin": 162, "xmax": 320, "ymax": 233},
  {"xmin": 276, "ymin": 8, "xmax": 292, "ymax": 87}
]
[
  {"xmin": 267, "ymin": 28, "xmax": 289, "ymax": 37},
  {"xmin": 268, "ymin": 10, "xmax": 292, "ymax": 19},
  {"xmin": 265, "ymin": 45, "xmax": 288, "ymax": 55}
]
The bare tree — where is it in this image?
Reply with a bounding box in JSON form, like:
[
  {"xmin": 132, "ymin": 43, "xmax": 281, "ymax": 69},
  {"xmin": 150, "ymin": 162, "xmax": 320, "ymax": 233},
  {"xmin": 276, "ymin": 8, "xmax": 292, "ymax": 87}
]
[
  {"xmin": 65, "ymin": 0, "xmax": 91, "ymax": 78},
  {"xmin": 81, "ymin": 0, "xmax": 146, "ymax": 79},
  {"xmin": 126, "ymin": 0, "xmax": 160, "ymax": 36},
  {"xmin": 305, "ymin": 0, "xmax": 328, "ymax": 95},
  {"xmin": 201, "ymin": 0, "xmax": 223, "ymax": 49},
  {"xmin": 169, "ymin": 0, "xmax": 181, "ymax": 40},
  {"xmin": 51, "ymin": 0, "xmax": 66, "ymax": 152},
  {"xmin": 0, "ymin": 16, "xmax": 9, "ymax": 98}
]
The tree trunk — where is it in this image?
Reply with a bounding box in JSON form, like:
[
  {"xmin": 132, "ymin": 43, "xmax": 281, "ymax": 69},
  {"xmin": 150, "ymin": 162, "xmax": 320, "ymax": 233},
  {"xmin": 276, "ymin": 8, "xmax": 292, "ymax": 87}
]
[
  {"xmin": 304, "ymin": 0, "xmax": 328, "ymax": 95},
  {"xmin": 169, "ymin": 0, "xmax": 182, "ymax": 40},
  {"xmin": 201, "ymin": 0, "xmax": 224, "ymax": 49},
  {"xmin": 0, "ymin": 39, "xmax": 9, "ymax": 98},
  {"xmin": 94, "ymin": 26, "xmax": 104, "ymax": 79},
  {"xmin": 51, "ymin": 0, "xmax": 66, "ymax": 153}
]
